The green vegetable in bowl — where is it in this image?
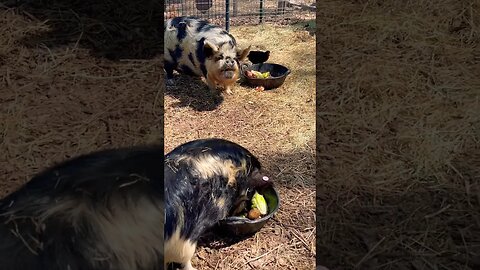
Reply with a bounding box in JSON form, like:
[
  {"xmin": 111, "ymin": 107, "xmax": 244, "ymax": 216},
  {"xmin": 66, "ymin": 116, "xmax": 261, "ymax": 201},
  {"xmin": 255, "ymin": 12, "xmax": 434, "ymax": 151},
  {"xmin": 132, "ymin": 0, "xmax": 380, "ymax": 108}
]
[{"xmin": 251, "ymin": 191, "xmax": 268, "ymax": 215}]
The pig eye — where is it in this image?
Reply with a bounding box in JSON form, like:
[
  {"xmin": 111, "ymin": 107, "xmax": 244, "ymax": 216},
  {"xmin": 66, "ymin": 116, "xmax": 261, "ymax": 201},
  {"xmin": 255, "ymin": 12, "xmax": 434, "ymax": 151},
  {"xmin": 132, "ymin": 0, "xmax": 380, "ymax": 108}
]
[{"xmin": 214, "ymin": 55, "xmax": 223, "ymax": 61}]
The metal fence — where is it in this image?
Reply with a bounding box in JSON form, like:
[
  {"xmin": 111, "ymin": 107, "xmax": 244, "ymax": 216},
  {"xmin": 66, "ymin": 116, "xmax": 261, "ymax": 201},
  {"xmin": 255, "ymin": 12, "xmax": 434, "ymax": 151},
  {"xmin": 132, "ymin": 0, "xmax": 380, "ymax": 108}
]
[{"xmin": 164, "ymin": 0, "xmax": 315, "ymax": 31}]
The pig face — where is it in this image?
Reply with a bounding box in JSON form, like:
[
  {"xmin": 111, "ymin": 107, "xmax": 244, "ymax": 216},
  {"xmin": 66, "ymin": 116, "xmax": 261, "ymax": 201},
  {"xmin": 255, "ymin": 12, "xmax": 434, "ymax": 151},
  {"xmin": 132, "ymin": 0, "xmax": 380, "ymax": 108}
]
[{"xmin": 204, "ymin": 40, "xmax": 251, "ymax": 86}]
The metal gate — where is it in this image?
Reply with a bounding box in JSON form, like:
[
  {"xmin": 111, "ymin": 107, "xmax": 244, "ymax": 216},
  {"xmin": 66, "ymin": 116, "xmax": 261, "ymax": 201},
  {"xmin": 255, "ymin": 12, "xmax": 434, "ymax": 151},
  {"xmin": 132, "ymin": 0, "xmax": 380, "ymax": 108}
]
[{"xmin": 164, "ymin": 0, "xmax": 315, "ymax": 31}]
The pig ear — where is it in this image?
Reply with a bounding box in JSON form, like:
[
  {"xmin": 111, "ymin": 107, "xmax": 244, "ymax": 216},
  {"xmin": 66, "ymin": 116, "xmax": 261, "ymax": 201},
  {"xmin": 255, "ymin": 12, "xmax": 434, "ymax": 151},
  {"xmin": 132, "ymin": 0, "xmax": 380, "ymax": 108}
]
[
  {"xmin": 203, "ymin": 41, "xmax": 219, "ymax": 58},
  {"xmin": 248, "ymin": 167, "xmax": 272, "ymax": 190},
  {"xmin": 237, "ymin": 45, "xmax": 251, "ymax": 61}
]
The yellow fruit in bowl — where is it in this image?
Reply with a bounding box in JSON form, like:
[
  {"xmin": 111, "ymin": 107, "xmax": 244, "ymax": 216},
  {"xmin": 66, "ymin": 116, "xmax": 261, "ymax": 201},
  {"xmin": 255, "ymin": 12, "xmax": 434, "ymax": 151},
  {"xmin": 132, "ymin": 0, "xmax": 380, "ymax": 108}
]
[{"xmin": 251, "ymin": 70, "xmax": 263, "ymax": 78}]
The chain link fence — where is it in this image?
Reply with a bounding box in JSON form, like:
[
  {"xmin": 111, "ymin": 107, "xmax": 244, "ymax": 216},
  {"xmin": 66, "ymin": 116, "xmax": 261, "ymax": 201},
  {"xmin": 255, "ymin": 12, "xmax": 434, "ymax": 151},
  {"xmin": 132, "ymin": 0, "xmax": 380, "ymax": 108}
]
[{"xmin": 164, "ymin": 0, "xmax": 315, "ymax": 30}]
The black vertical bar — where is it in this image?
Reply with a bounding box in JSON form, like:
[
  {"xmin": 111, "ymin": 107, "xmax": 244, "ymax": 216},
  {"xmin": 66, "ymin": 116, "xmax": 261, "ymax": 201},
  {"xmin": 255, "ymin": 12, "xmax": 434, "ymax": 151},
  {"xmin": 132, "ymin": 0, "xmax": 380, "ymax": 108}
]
[
  {"xmin": 259, "ymin": 0, "xmax": 264, "ymax": 23},
  {"xmin": 225, "ymin": 0, "xmax": 230, "ymax": 32}
]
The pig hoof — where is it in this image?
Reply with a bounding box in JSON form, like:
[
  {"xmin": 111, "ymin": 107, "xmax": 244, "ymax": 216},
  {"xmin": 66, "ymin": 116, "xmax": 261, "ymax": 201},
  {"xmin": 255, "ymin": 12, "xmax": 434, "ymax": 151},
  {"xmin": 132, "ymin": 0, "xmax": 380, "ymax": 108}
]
[{"xmin": 226, "ymin": 89, "xmax": 233, "ymax": 95}]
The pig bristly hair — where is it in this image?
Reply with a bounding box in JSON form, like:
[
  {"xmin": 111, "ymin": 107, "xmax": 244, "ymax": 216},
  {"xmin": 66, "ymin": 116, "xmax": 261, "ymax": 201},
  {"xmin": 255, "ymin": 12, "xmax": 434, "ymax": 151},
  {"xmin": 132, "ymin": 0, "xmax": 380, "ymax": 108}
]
[
  {"xmin": 0, "ymin": 145, "xmax": 165, "ymax": 270},
  {"xmin": 164, "ymin": 138, "xmax": 263, "ymax": 243}
]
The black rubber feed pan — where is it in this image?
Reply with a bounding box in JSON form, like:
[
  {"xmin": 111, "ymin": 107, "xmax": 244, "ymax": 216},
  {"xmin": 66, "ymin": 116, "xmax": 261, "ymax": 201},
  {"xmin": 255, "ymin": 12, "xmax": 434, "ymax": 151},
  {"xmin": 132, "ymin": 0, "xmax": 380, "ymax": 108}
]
[
  {"xmin": 218, "ymin": 185, "xmax": 280, "ymax": 236},
  {"xmin": 243, "ymin": 63, "xmax": 291, "ymax": 90}
]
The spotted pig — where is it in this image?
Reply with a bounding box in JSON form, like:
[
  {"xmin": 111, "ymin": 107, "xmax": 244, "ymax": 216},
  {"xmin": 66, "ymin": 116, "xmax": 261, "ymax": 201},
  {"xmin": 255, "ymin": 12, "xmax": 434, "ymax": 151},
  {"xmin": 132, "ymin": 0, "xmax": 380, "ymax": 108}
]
[
  {"xmin": 164, "ymin": 16, "xmax": 251, "ymax": 95},
  {"xmin": 164, "ymin": 138, "xmax": 272, "ymax": 270}
]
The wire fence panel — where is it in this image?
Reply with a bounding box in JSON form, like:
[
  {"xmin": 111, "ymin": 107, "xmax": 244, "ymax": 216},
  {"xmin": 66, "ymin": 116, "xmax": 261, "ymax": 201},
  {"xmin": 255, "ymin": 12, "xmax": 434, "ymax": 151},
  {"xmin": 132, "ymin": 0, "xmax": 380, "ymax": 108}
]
[{"xmin": 164, "ymin": 0, "xmax": 315, "ymax": 29}]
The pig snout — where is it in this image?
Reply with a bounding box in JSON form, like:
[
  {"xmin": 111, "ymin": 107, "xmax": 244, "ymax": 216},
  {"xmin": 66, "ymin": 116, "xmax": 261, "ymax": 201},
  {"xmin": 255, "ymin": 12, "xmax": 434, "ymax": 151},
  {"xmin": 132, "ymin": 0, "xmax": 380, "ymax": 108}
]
[{"xmin": 224, "ymin": 58, "xmax": 236, "ymax": 69}]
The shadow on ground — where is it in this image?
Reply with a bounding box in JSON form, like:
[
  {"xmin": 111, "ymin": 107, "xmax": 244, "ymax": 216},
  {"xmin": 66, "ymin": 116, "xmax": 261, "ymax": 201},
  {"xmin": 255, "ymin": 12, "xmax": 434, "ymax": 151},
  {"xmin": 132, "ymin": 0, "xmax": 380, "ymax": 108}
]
[
  {"xmin": 198, "ymin": 228, "xmax": 253, "ymax": 249},
  {"xmin": 1, "ymin": 0, "xmax": 163, "ymax": 60},
  {"xmin": 316, "ymin": 183, "xmax": 480, "ymax": 269},
  {"xmin": 165, "ymin": 74, "xmax": 225, "ymax": 112}
]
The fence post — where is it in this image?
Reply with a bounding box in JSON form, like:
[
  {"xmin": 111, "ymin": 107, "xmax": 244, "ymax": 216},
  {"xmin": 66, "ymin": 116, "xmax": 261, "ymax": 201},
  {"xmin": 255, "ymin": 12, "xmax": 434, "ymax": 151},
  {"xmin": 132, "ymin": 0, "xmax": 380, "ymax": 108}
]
[
  {"xmin": 233, "ymin": 0, "xmax": 237, "ymax": 17},
  {"xmin": 225, "ymin": 0, "xmax": 230, "ymax": 32},
  {"xmin": 259, "ymin": 0, "xmax": 264, "ymax": 23}
]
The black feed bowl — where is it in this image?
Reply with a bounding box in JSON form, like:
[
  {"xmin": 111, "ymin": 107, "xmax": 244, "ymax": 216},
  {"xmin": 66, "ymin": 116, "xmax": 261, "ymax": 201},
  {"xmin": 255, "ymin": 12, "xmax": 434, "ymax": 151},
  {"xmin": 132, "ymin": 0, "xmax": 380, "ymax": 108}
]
[
  {"xmin": 217, "ymin": 185, "xmax": 280, "ymax": 236},
  {"xmin": 243, "ymin": 63, "xmax": 291, "ymax": 90}
]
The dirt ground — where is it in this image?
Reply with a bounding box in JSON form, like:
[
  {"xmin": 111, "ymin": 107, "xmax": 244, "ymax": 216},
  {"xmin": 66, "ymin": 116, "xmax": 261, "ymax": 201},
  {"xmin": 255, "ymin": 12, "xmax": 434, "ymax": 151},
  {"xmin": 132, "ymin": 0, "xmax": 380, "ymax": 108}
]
[
  {"xmin": 164, "ymin": 24, "xmax": 316, "ymax": 269},
  {"xmin": 317, "ymin": 1, "xmax": 480, "ymax": 269}
]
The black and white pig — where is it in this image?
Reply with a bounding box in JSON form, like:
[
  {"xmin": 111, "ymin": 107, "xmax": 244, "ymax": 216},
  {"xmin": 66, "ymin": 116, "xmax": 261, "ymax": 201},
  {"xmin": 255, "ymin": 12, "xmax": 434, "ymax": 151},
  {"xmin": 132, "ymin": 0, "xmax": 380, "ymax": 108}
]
[
  {"xmin": 164, "ymin": 138, "xmax": 272, "ymax": 270},
  {"xmin": 0, "ymin": 145, "xmax": 164, "ymax": 270},
  {"xmin": 164, "ymin": 16, "xmax": 251, "ymax": 96}
]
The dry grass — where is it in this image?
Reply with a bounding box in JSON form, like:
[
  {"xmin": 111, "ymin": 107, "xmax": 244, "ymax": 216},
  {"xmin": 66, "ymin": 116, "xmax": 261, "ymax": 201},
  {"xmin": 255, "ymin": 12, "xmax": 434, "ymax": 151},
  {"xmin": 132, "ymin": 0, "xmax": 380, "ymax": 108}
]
[
  {"xmin": 0, "ymin": 0, "xmax": 162, "ymax": 59},
  {"xmin": 0, "ymin": 6, "xmax": 162, "ymax": 196},
  {"xmin": 317, "ymin": 1, "xmax": 480, "ymax": 269},
  {"xmin": 165, "ymin": 24, "xmax": 316, "ymax": 269}
]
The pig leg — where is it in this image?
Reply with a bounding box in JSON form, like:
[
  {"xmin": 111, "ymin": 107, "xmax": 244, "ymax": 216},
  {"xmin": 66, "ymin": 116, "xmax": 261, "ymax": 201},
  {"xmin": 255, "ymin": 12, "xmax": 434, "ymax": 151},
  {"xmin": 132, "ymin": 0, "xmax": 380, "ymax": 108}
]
[
  {"xmin": 178, "ymin": 241, "xmax": 197, "ymax": 270},
  {"xmin": 165, "ymin": 60, "xmax": 176, "ymax": 86},
  {"xmin": 224, "ymin": 84, "xmax": 234, "ymax": 95},
  {"xmin": 206, "ymin": 74, "xmax": 220, "ymax": 96}
]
